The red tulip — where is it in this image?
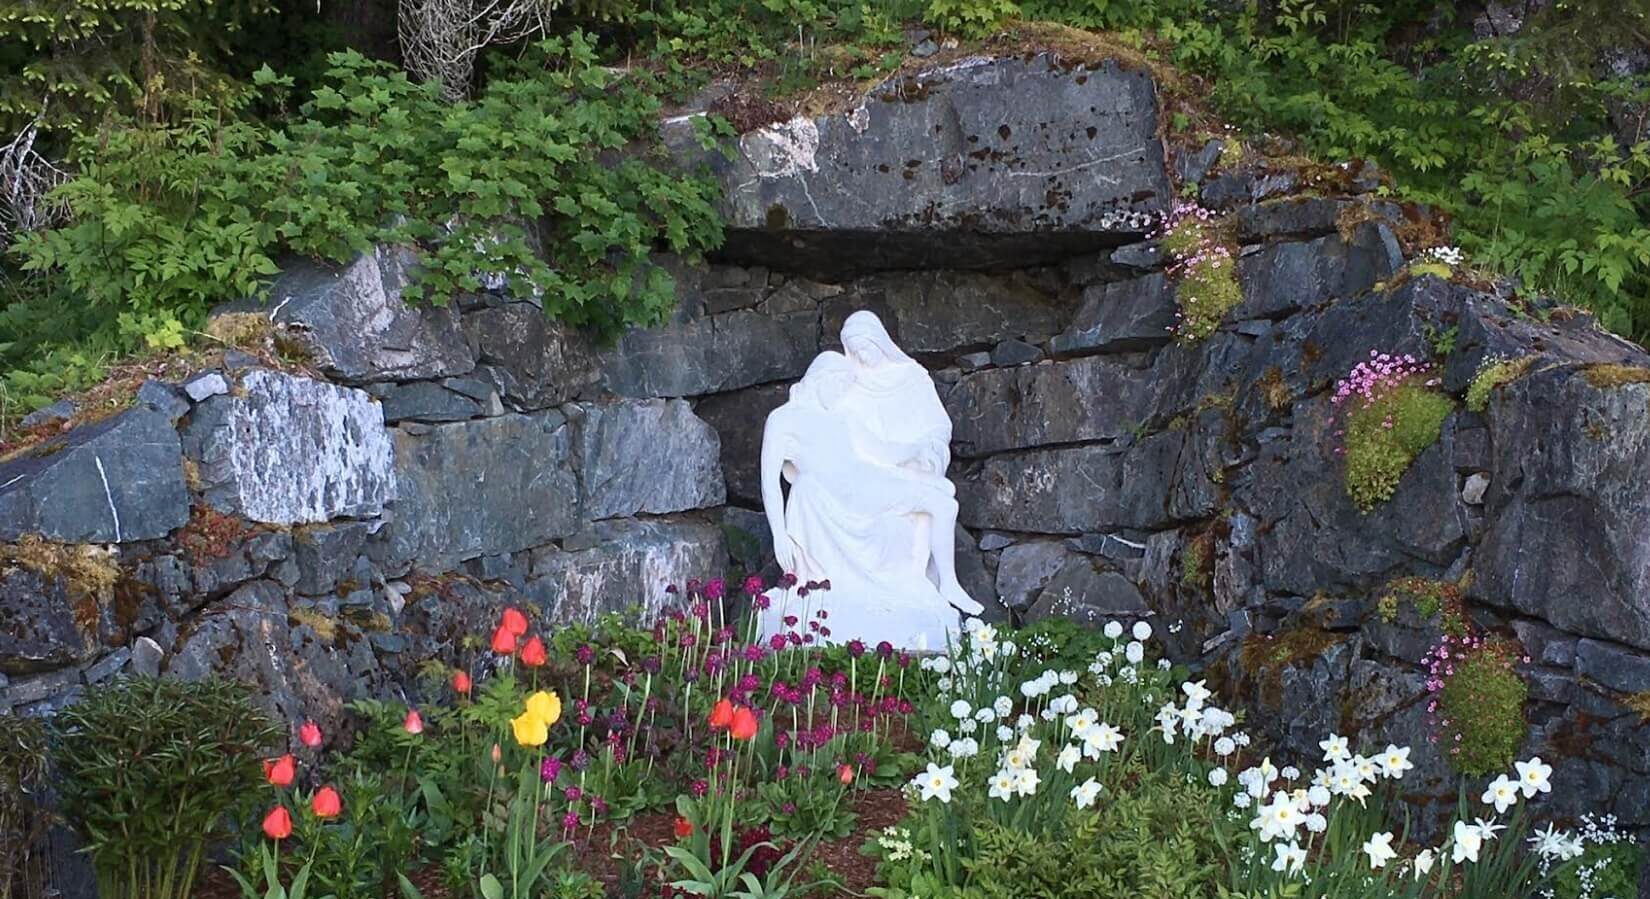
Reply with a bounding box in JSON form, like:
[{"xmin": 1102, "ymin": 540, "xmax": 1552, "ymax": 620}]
[
  {"xmin": 403, "ymin": 709, "xmax": 424, "ymax": 735},
  {"xmin": 519, "ymin": 636, "xmax": 547, "ymax": 668},
  {"xmin": 491, "ymin": 625, "xmax": 517, "ymax": 656},
  {"xmin": 708, "ymin": 698, "xmax": 734, "ymax": 730},
  {"xmin": 837, "ymin": 764, "xmax": 855, "ymax": 786},
  {"xmin": 674, "ymin": 816, "xmax": 693, "ymax": 838},
  {"xmin": 298, "ymin": 721, "xmax": 322, "ymax": 749},
  {"xmin": 264, "ymin": 754, "xmax": 296, "ymax": 788},
  {"xmin": 729, "ymin": 706, "xmax": 759, "ymax": 741},
  {"xmin": 452, "ymin": 670, "xmax": 472, "ymax": 695},
  {"xmin": 311, "ymin": 786, "xmax": 341, "ymax": 819},
  {"xmin": 262, "ymin": 806, "xmax": 292, "ymax": 840},
  {"xmin": 501, "ymin": 607, "xmax": 528, "ymax": 637}
]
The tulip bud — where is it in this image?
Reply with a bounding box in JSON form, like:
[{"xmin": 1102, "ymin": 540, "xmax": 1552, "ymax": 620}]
[
  {"xmin": 403, "ymin": 709, "xmax": 424, "ymax": 735},
  {"xmin": 491, "ymin": 743, "xmax": 502, "ymax": 764},
  {"xmin": 311, "ymin": 786, "xmax": 342, "ymax": 819},
  {"xmin": 500, "ymin": 607, "xmax": 528, "ymax": 636},
  {"xmin": 262, "ymin": 806, "xmax": 293, "ymax": 840},
  {"xmin": 520, "ymin": 636, "xmax": 547, "ymax": 668},
  {"xmin": 264, "ymin": 754, "xmax": 297, "ymax": 788},
  {"xmin": 837, "ymin": 764, "xmax": 855, "ymax": 786},
  {"xmin": 452, "ymin": 670, "xmax": 472, "ymax": 695},
  {"xmin": 298, "ymin": 721, "xmax": 322, "ymax": 749}
]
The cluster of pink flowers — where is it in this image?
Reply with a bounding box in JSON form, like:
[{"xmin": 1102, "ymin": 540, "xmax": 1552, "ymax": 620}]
[
  {"xmin": 1333, "ymin": 350, "xmax": 1432, "ymax": 409},
  {"xmin": 1420, "ymin": 631, "xmax": 1531, "ymax": 756}
]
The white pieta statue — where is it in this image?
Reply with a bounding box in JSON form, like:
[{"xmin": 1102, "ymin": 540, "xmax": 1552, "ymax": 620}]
[{"xmin": 757, "ymin": 311, "xmax": 983, "ymax": 650}]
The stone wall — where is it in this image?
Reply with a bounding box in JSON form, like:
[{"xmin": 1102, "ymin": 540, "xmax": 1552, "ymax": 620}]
[{"xmin": 3, "ymin": 51, "xmax": 1648, "ymax": 830}]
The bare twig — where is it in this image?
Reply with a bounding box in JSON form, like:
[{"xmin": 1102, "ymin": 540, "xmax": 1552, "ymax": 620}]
[{"xmin": 397, "ymin": 0, "xmax": 562, "ymax": 102}]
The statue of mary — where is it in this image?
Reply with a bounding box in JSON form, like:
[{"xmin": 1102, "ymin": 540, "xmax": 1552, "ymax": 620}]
[{"xmin": 758, "ymin": 311, "xmax": 982, "ymax": 650}]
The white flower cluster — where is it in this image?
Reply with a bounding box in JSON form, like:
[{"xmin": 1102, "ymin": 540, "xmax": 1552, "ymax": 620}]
[
  {"xmin": 1220, "ymin": 731, "xmax": 1557, "ymax": 881},
  {"xmin": 1533, "ymin": 813, "xmax": 1630, "ymax": 899},
  {"xmin": 874, "ymin": 826, "xmax": 931, "ymax": 864},
  {"xmin": 1420, "ymin": 244, "xmax": 1464, "ymax": 266}
]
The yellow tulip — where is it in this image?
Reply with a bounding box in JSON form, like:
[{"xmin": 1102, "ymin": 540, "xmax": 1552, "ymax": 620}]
[
  {"xmin": 525, "ymin": 690, "xmax": 562, "ymax": 727},
  {"xmin": 511, "ymin": 710, "xmax": 548, "ymax": 747}
]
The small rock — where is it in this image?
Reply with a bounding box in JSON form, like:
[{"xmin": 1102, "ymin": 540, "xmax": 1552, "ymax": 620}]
[
  {"xmin": 990, "ymin": 339, "xmax": 1044, "ymax": 367},
  {"xmin": 20, "ymin": 399, "xmax": 76, "ymax": 430},
  {"xmin": 1462, "ymin": 472, "xmax": 1490, "ymax": 505},
  {"xmin": 912, "ymin": 38, "xmax": 938, "ymax": 57},
  {"xmin": 958, "ymin": 352, "xmax": 992, "ymax": 372},
  {"xmin": 130, "ymin": 636, "xmax": 164, "ymax": 678},
  {"xmin": 1175, "ymin": 139, "xmax": 1225, "ymax": 186},
  {"xmin": 136, "ymin": 380, "xmax": 189, "ymax": 421},
  {"xmin": 83, "ymin": 647, "xmax": 132, "ymax": 683},
  {"xmin": 183, "ymin": 372, "xmax": 230, "ymax": 403},
  {"xmin": 978, "ymin": 533, "xmax": 1015, "ymax": 552},
  {"xmin": 1110, "ymin": 242, "xmax": 1163, "ymax": 272}
]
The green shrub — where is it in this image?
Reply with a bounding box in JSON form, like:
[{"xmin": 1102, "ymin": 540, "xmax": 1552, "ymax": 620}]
[
  {"xmin": 1158, "ymin": 203, "xmax": 1241, "ymax": 341},
  {"xmin": 1466, "ymin": 356, "xmax": 1535, "ymax": 412},
  {"xmin": 1430, "ymin": 636, "xmax": 1528, "ymax": 777},
  {"xmin": 53, "ymin": 677, "xmax": 280, "ymax": 899},
  {"xmin": 0, "ymin": 715, "xmax": 49, "ymax": 899},
  {"xmin": 1343, "ymin": 380, "xmax": 1455, "ymax": 511}
]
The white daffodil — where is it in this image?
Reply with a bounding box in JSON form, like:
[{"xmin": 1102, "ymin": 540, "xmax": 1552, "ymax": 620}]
[
  {"xmin": 1271, "ymin": 842, "xmax": 1306, "ymax": 875},
  {"xmin": 1065, "ymin": 708, "xmax": 1096, "ymax": 737},
  {"xmin": 1014, "ymin": 767, "xmax": 1040, "ymax": 797},
  {"xmin": 1182, "ymin": 679, "xmax": 1211, "ymax": 706},
  {"xmin": 1056, "ymin": 744, "xmax": 1080, "ymax": 773},
  {"xmin": 1363, "ymin": 832, "xmax": 1397, "ymax": 869},
  {"xmin": 1319, "ymin": 733, "xmax": 1350, "ymax": 763},
  {"xmin": 1380, "ymin": 744, "xmax": 1414, "ymax": 780},
  {"xmin": 1250, "ymin": 791, "xmax": 1301, "ymax": 843},
  {"xmin": 1514, "ymin": 757, "xmax": 1552, "ymax": 798},
  {"xmin": 988, "ymin": 770, "xmax": 1017, "ymax": 801},
  {"xmin": 1451, "ymin": 820, "xmax": 1483, "ymax": 864},
  {"xmin": 1482, "ymin": 774, "xmax": 1519, "ymax": 814},
  {"xmin": 1071, "ymin": 777, "xmax": 1102, "ymax": 809},
  {"xmin": 915, "ymin": 763, "xmax": 958, "ymax": 804},
  {"xmin": 1412, "ymin": 848, "xmax": 1435, "ymax": 880}
]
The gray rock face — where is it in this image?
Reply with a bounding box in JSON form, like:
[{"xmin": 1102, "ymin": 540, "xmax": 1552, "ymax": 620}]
[
  {"xmin": 527, "ymin": 517, "xmax": 726, "ymax": 624},
  {"xmin": 463, "ymin": 303, "xmax": 599, "ymax": 409},
  {"xmin": 1049, "ymin": 273, "xmax": 1176, "ymax": 355},
  {"xmin": 599, "ymin": 307, "xmax": 819, "ymax": 399},
  {"xmin": 946, "ymin": 355, "xmax": 1161, "ymax": 456},
  {"xmin": 829, "ymin": 270, "xmax": 1068, "ymax": 356},
  {"xmin": 567, "ymin": 400, "xmax": 725, "ymax": 520},
  {"xmin": 994, "ymin": 540, "xmax": 1069, "ymax": 611},
  {"xmin": 0, "ymin": 567, "xmax": 98, "ymax": 675},
  {"xmin": 1475, "ymin": 368, "xmax": 1650, "ymax": 651},
  {"xmin": 1025, "ymin": 558, "xmax": 1148, "ymax": 625},
  {"xmin": 0, "ymin": 408, "xmax": 189, "ymax": 543},
  {"xmin": 251, "ymin": 247, "xmax": 475, "ymax": 382},
  {"xmin": 694, "ymin": 383, "xmax": 791, "ymax": 506},
  {"xmin": 372, "ymin": 380, "xmax": 494, "ymax": 423},
  {"xmin": 184, "ymin": 370, "xmax": 396, "ymax": 525},
  {"xmin": 683, "ymin": 54, "xmax": 1170, "ymax": 271},
  {"xmin": 382, "ymin": 412, "xmax": 581, "ymax": 571},
  {"xmin": 959, "ymin": 444, "xmax": 1125, "ymax": 534},
  {"xmin": 1235, "ymin": 223, "xmax": 1402, "ymax": 320}
]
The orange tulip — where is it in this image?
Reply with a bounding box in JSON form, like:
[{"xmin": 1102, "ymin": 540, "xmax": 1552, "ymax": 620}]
[
  {"xmin": 708, "ymin": 698, "xmax": 734, "ymax": 730},
  {"xmin": 674, "ymin": 816, "xmax": 693, "ymax": 838},
  {"xmin": 298, "ymin": 721, "xmax": 322, "ymax": 749},
  {"xmin": 491, "ymin": 625, "xmax": 517, "ymax": 656},
  {"xmin": 520, "ymin": 636, "xmax": 547, "ymax": 668},
  {"xmin": 452, "ymin": 670, "xmax": 472, "ymax": 695},
  {"xmin": 262, "ymin": 806, "xmax": 292, "ymax": 840},
  {"xmin": 501, "ymin": 607, "xmax": 529, "ymax": 636},
  {"xmin": 837, "ymin": 764, "xmax": 855, "ymax": 786},
  {"xmin": 311, "ymin": 786, "xmax": 342, "ymax": 819},
  {"xmin": 264, "ymin": 754, "xmax": 296, "ymax": 788},
  {"xmin": 729, "ymin": 706, "xmax": 759, "ymax": 741},
  {"xmin": 403, "ymin": 709, "xmax": 424, "ymax": 735}
]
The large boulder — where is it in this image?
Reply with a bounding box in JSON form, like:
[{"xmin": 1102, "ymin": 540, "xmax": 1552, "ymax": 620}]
[
  {"xmin": 0, "ymin": 407, "xmax": 190, "ymax": 543},
  {"xmin": 566, "ymin": 400, "xmax": 725, "ymax": 520},
  {"xmin": 183, "ymin": 370, "xmax": 397, "ymax": 526},
  {"xmin": 1475, "ymin": 366, "xmax": 1650, "ymax": 651},
  {"xmin": 379, "ymin": 412, "xmax": 581, "ymax": 572},
  {"xmin": 247, "ymin": 246, "xmax": 476, "ymax": 383},
  {"xmin": 674, "ymin": 54, "xmax": 1170, "ymax": 272},
  {"xmin": 526, "ymin": 517, "xmax": 726, "ymax": 624}
]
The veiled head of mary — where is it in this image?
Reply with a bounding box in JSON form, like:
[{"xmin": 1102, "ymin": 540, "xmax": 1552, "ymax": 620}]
[{"xmin": 841, "ymin": 311, "xmax": 910, "ymax": 370}]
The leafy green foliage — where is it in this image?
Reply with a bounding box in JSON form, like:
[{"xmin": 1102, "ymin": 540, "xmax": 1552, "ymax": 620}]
[
  {"xmin": 1343, "ymin": 381, "xmax": 1454, "ymax": 510},
  {"xmin": 53, "ymin": 677, "xmax": 280, "ymax": 899}
]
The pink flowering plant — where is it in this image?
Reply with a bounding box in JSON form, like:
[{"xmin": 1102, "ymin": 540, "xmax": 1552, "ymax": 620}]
[
  {"xmin": 1156, "ymin": 201, "xmax": 1243, "ymax": 341},
  {"xmin": 1424, "ymin": 630, "xmax": 1530, "ymax": 777},
  {"xmin": 1332, "ymin": 350, "xmax": 1455, "ymax": 510}
]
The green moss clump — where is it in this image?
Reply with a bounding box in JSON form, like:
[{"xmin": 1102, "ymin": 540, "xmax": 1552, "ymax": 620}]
[
  {"xmin": 1376, "ymin": 576, "xmax": 1467, "ymax": 634},
  {"xmin": 1159, "ymin": 207, "xmax": 1243, "ymax": 342},
  {"xmin": 1466, "ymin": 356, "xmax": 1534, "ymax": 412},
  {"xmin": 1344, "ymin": 381, "xmax": 1455, "ymax": 511},
  {"xmin": 1435, "ymin": 637, "xmax": 1527, "ymax": 777}
]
